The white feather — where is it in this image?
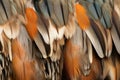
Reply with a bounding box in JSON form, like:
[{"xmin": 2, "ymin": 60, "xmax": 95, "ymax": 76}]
[{"xmin": 3, "ymin": 16, "xmax": 20, "ymax": 39}]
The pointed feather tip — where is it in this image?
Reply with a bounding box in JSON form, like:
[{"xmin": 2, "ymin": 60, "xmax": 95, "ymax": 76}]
[
  {"xmin": 105, "ymin": 29, "xmax": 112, "ymax": 57},
  {"xmin": 34, "ymin": 34, "xmax": 47, "ymax": 59},
  {"xmin": 85, "ymin": 28, "xmax": 105, "ymax": 58},
  {"xmin": 87, "ymin": 39, "xmax": 93, "ymax": 64}
]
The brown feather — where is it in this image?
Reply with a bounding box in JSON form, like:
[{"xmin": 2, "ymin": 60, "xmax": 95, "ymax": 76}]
[{"xmin": 64, "ymin": 39, "xmax": 81, "ymax": 80}]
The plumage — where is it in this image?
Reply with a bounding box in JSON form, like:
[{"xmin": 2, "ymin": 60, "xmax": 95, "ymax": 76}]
[
  {"xmin": 75, "ymin": 0, "xmax": 116, "ymax": 58},
  {"xmin": 33, "ymin": 0, "xmax": 76, "ymax": 61},
  {"xmin": 25, "ymin": 7, "xmax": 47, "ymax": 58},
  {"xmin": 0, "ymin": 0, "xmax": 65, "ymax": 79},
  {"xmin": 75, "ymin": 3, "xmax": 106, "ymax": 58},
  {"xmin": 0, "ymin": 0, "xmax": 120, "ymax": 80},
  {"xmin": 63, "ymin": 45, "xmax": 103, "ymax": 80},
  {"xmin": 63, "ymin": 24, "xmax": 94, "ymax": 79}
]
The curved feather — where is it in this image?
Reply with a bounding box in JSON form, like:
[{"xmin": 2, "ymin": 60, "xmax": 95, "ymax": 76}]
[{"xmin": 111, "ymin": 8, "xmax": 120, "ymax": 54}]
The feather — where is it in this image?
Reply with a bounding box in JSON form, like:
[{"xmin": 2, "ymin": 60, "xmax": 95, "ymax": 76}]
[
  {"xmin": 12, "ymin": 39, "xmax": 45, "ymax": 80},
  {"xmin": 11, "ymin": 24, "xmax": 47, "ymax": 79},
  {"xmin": 102, "ymin": 57, "xmax": 117, "ymax": 80},
  {"xmin": 87, "ymin": 2, "xmax": 99, "ymax": 20},
  {"xmin": 112, "ymin": 10, "xmax": 120, "ymax": 37},
  {"xmin": 90, "ymin": 20, "xmax": 108, "ymax": 57},
  {"xmin": 25, "ymin": 7, "xmax": 47, "ymax": 58},
  {"xmin": 63, "ymin": 40, "xmax": 103, "ymax": 80},
  {"xmin": 94, "ymin": 20, "xmax": 113, "ymax": 57},
  {"xmin": 111, "ymin": 10, "xmax": 120, "ymax": 54},
  {"xmin": 64, "ymin": 14, "xmax": 76, "ymax": 39},
  {"xmin": 75, "ymin": 3, "xmax": 106, "ymax": 58},
  {"xmin": 101, "ymin": 2, "xmax": 112, "ymax": 28},
  {"xmin": 94, "ymin": 0, "xmax": 103, "ymax": 19},
  {"xmin": 12, "ymin": 0, "xmax": 25, "ymax": 14},
  {"xmin": 85, "ymin": 21, "xmax": 105, "ymax": 58},
  {"xmin": 0, "ymin": 53, "xmax": 12, "ymax": 80},
  {"xmin": 114, "ymin": 52, "xmax": 120, "ymax": 80},
  {"xmin": 37, "ymin": 15, "xmax": 50, "ymax": 44},
  {"xmin": 0, "ymin": 1, "xmax": 8, "ymax": 24},
  {"xmin": 3, "ymin": 15, "xmax": 21, "ymax": 39},
  {"xmin": 60, "ymin": 0, "xmax": 69, "ymax": 25},
  {"xmin": 86, "ymin": 37, "xmax": 93, "ymax": 64},
  {"xmin": 34, "ymin": 0, "xmax": 50, "ymax": 19},
  {"xmin": 46, "ymin": 0, "xmax": 62, "ymax": 28},
  {"xmin": 72, "ymin": 23, "xmax": 93, "ymax": 63},
  {"xmin": 48, "ymin": 20, "xmax": 65, "ymax": 57},
  {"xmin": 80, "ymin": 52, "xmax": 103, "ymax": 80},
  {"xmin": 75, "ymin": 3, "xmax": 91, "ymax": 30},
  {"xmin": 1, "ymin": 32, "xmax": 13, "ymax": 61},
  {"xmin": 0, "ymin": 0, "xmax": 12, "ymax": 19},
  {"xmin": 68, "ymin": 0, "xmax": 74, "ymax": 13},
  {"xmin": 34, "ymin": 34, "xmax": 47, "ymax": 58},
  {"xmin": 33, "ymin": 4, "xmax": 49, "ymax": 48},
  {"xmin": 106, "ymin": 29, "xmax": 112, "ymax": 57},
  {"xmin": 53, "ymin": 0, "xmax": 64, "ymax": 26},
  {"xmin": 12, "ymin": 39, "xmax": 26, "ymax": 80},
  {"xmin": 64, "ymin": 39, "xmax": 81, "ymax": 79},
  {"xmin": 64, "ymin": 24, "xmax": 92, "ymax": 78},
  {"xmin": 50, "ymin": 39, "xmax": 63, "ymax": 61},
  {"xmin": 114, "ymin": 0, "xmax": 120, "ymax": 18},
  {"xmin": 17, "ymin": 25, "xmax": 32, "ymax": 58}
]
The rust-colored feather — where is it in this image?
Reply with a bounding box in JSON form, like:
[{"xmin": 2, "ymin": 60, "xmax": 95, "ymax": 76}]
[
  {"xmin": 75, "ymin": 3, "xmax": 90, "ymax": 30},
  {"xmin": 25, "ymin": 8, "xmax": 38, "ymax": 39}
]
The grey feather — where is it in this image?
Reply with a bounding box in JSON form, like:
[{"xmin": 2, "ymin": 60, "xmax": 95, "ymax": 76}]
[{"xmin": 60, "ymin": 0, "xmax": 69, "ymax": 25}]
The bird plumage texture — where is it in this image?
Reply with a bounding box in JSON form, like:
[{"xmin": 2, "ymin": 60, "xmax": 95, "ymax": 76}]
[{"xmin": 0, "ymin": 0, "xmax": 120, "ymax": 80}]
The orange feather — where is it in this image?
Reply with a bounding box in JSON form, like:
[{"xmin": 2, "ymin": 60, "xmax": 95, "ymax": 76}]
[
  {"xmin": 12, "ymin": 39, "xmax": 36, "ymax": 80},
  {"xmin": 25, "ymin": 8, "xmax": 38, "ymax": 39},
  {"xmin": 12, "ymin": 39, "xmax": 26, "ymax": 80},
  {"xmin": 75, "ymin": 3, "xmax": 90, "ymax": 30}
]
